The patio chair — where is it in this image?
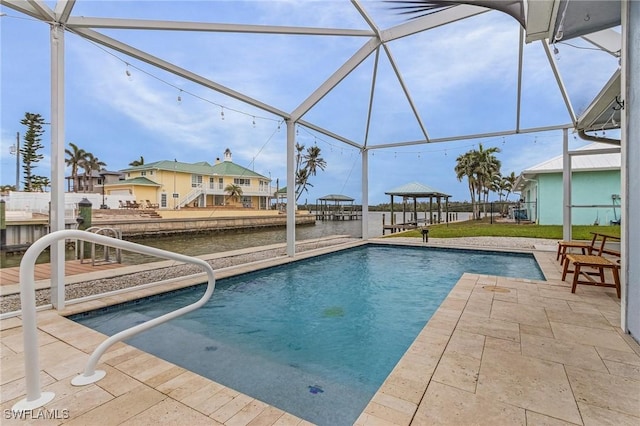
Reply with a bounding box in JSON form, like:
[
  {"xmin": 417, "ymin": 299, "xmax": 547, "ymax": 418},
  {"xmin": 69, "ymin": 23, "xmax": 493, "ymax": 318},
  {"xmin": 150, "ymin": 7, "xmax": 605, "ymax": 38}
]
[
  {"xmin": 556, "ymin": 233, "xmax": 599, "ymax": 263},
  {"xmin": 561, "ymin": 253, "xmax": 620, "ymax": 298}
]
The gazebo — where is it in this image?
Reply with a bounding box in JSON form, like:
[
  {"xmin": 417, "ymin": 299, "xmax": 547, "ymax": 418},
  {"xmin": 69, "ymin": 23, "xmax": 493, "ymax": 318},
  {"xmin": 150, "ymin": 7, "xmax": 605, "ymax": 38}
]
[
  {"xmin": 385, "ymin": 182, "xmax": 451, "ymax": 229},
  {"xmin": 315, "ymin": 194, "xmax": 358, "ymax": 221}
]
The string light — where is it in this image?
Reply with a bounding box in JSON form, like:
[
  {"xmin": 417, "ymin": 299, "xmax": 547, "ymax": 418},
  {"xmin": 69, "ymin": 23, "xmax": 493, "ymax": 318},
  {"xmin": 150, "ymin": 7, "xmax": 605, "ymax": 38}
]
[
  {"xmin": 177, "ymin": 89, "xmax": 182, "ymax": 104},
  {"xmin": 77, "ymin": 35, "xmax": 282, "ymax": 127},
  {"xmin": 252, "ymin": 116, "xmax": 256, "ymax": 128}
]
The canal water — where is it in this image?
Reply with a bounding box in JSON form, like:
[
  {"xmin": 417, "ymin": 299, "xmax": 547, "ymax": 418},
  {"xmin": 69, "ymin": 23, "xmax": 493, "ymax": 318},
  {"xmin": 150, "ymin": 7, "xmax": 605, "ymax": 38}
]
[{"xmin": 1, "ymin": 211, "xmax": 470, "ymax": 268}]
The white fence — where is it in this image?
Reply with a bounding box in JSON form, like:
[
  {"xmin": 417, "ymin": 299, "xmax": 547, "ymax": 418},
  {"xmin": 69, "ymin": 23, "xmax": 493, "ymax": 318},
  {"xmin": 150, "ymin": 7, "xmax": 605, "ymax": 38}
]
[{"xmin": 1, "ymin": 191, "xmax": 136, "ymax": 213}]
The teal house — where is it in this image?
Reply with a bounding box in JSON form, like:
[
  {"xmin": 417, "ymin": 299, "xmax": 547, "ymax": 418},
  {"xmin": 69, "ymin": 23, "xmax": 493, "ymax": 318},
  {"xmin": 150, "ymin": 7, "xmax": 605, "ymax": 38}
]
[{"xmin": 513, "ymin": 143, "xmax": 621, "ymax": 225}]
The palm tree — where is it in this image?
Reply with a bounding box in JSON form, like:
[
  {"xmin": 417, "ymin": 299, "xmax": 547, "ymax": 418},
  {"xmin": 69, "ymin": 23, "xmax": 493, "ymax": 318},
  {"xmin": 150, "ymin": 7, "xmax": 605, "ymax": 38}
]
[
  {"xmin": 80, "ymin": 153, "xmax": 106, "ymax": 192},
  {"xmin": 454, "ymin": 144, "xmax": 501, "ymax": 219},
  {"xmin": 129, "ymin": 156, "xmax": 144, "ymax": 167},
  {"xmin": 65, "ymin": 142, "xmax": 86, "ymax": 193},
  {"xmin": 305, "ymin": 145, "xmax": 326, "ymax": 176},
  {"xmin": 224, "ymin": 183, "xmax": 243, "ymax": 205},
  {"xmin": 502, "ymin": 171, "xmax": 517, "ymax": 202},
  {"xmin": 294, "ymin": 144, "xmax": 327, "ymax": 201},
  {"xmin": 295, "ymin": 168, "xmax": 312, "ymax": 201},
  {"xmin": 454, "ymin": 151, "xmax": 479, "ymax": 219}
]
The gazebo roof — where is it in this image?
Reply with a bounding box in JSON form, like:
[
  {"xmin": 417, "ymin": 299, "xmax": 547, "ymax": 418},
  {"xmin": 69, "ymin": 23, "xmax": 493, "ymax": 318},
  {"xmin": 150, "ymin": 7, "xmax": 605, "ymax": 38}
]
[
  {"xmin": 318, "ymin": 194, "xmax": 355, "ymax": 202},
  {"xmin": 385, "ymin": 182, "xmax": 450, "ymax": 198}
]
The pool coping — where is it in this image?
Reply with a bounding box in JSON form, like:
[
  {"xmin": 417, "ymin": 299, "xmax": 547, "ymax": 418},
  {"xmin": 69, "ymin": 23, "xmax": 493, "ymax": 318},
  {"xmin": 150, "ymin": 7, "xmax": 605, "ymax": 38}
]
[{"xmin": 1, "ymin": 239, "xmax": 639, "ymax": 425}]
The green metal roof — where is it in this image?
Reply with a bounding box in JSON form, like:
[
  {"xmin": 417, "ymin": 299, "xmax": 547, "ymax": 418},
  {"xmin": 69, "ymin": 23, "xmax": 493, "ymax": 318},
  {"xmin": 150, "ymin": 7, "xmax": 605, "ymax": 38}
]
[
  {"xmin": 385, "ymin": 182, "xmax": 450, "ymax": 197},
  {"xmin": 121, "ymin": 159, "xmax": 267, "ymax": 179},
  {"xmin": 107, "ymin": 177, "xmax": 161, "ymax": 186}
]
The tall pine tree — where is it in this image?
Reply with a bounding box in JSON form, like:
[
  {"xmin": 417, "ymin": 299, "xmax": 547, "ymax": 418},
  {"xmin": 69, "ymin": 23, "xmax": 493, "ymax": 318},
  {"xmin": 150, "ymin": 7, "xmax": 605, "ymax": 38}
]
[{"xmin": 20, "ymin": 112, "xmax": 47, "ymax": 192}]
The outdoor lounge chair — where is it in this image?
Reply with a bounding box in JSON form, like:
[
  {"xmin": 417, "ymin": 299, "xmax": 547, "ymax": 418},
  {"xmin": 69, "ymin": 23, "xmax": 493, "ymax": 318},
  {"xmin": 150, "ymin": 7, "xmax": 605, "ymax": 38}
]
[{"xmin": 556, "ymin": 232, "xmax": 621, "ymax": 263}]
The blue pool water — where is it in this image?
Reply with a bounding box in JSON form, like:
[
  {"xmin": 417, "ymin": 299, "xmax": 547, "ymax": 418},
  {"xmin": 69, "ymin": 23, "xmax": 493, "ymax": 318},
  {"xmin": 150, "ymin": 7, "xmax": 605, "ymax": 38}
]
[{"xmin": 72, "ymin": 245, "xmax": 544, "ymax": 425}]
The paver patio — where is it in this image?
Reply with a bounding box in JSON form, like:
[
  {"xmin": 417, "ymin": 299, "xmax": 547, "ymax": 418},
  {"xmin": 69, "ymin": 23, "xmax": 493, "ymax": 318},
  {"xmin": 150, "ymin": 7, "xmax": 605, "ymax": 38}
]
[{"xmin": 1, "ymin": 241, "xmax": 639, "ymax": 425}]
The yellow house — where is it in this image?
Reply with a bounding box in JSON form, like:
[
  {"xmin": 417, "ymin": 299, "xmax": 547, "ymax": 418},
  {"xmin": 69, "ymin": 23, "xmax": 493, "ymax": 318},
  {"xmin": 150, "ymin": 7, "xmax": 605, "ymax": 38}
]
[{"xmin": 105, "ymin": 149, "xmax": 272, "ymax": 210}]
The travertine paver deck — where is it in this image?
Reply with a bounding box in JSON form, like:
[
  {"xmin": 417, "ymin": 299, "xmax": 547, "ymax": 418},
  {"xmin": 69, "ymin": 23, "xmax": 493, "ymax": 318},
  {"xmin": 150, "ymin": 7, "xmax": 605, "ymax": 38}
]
[{"xmin": 1, "ymin": 241, "xmax": 639, "ymax": 425}]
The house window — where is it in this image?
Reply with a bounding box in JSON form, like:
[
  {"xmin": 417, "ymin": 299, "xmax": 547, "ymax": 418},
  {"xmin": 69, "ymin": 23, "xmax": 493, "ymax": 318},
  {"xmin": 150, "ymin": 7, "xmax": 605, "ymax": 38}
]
[
  {"xmin": 218, "ymin": 178, "xmax": 224, "ymax": 190},
  {"xmin": 233, "ymin": 178, "xmax": 251, "ymax": 186},
  {"xmin": 209, "ymin": 177, "xmax": 215, "ymax": 189},
  {"xmin": 127, "ymin": 172, "xmax": 131, "ymax": 178},
  {"xmin": 149, "ymin": 170, "xmax": 154, "ymax": 175},
  {"xmin": 141, "ymin": 171, "xmax": 147, "ymax": 176},
  {"xmin": 161, "ymin": 193, "xmax": 167, "ymax": 208},
  {"xmin": 192, "ymin": 175, "xmax": 203, "ymax": 188}
]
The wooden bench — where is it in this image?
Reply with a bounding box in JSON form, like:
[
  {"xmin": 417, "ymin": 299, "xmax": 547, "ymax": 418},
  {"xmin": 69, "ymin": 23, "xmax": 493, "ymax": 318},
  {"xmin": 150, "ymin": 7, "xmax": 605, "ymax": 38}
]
[{"xmin": 561, "ymin": 254, "xmax": 620, "ymax": 298}]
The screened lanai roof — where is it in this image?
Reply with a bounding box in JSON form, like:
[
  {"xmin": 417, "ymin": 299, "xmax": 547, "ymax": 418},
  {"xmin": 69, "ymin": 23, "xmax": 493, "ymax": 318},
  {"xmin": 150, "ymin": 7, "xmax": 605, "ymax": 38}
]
[{"xmin": 0, "ymin": 0, "xmax": 623, "ymax": 150}]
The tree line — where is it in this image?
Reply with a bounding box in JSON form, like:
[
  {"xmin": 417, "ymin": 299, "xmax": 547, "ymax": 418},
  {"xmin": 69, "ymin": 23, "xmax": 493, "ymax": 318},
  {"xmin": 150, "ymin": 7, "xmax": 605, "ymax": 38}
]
[{"xmin": 454, "ymin": 143, "xmax": 517, "ymax": 219}]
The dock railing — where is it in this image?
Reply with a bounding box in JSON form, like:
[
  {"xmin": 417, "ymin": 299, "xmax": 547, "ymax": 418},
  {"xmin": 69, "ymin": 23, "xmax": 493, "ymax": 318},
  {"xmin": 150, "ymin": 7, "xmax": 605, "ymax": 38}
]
[{"xmin": 12, "ymin": 229, "xmax": 216, "ymax": 412}]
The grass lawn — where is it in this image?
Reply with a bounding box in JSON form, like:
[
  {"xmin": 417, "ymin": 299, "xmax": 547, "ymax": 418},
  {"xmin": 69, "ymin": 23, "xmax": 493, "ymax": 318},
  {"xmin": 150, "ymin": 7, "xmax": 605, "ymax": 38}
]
[{"xmin": 387, "ymin": 217, "xmax": 621, "ymax": 241}]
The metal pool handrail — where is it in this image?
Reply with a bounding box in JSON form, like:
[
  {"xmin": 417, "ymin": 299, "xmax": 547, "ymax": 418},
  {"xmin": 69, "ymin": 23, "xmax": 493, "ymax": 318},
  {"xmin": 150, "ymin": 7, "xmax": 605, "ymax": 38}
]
[{"xmin": 13, "ymin": 230, "xmax": 216, "ymax": 412}]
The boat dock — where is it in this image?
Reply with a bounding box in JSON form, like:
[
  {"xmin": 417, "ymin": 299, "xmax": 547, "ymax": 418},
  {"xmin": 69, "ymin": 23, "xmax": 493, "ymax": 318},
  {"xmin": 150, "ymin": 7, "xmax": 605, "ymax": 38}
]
[{"xmin": 315, "ymin": 211, "xmax": 362, "ymax": 221}]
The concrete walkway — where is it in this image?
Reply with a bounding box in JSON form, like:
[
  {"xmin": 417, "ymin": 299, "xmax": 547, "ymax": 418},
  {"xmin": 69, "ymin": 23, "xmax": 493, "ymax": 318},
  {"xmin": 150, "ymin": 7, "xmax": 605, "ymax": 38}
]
[{"xmin": 1, "ymin": 239, "xmax": 638, "ymax": 425}]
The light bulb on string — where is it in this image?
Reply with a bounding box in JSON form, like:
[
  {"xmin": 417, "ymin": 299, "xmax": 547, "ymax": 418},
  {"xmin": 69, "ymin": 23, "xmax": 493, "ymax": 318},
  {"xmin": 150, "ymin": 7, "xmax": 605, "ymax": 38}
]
[
  {"xmin": 125, "ymin": 64, "xmax": 132, "ymax": 81},
  {"xmin": 177, "ymin": 90, "xmax": 182, "ymax": 104},
  {"xmin": 252, "ymin": 116, "xmax": 256, "ymax": 128},
  {"xmin": 220, "ymin": 107, "xmax": 225, "ymax": 120}
]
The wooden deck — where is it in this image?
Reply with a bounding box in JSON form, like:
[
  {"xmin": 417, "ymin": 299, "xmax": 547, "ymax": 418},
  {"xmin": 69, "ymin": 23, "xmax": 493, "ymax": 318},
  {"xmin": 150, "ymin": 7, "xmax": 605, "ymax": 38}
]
[{"xmin": 0, "ymin": 259, "xmax": 126, "ymax": 287}]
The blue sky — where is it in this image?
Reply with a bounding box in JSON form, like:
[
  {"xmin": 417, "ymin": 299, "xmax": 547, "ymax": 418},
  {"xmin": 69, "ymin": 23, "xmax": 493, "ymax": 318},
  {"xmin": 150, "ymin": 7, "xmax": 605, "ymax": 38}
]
[{"xmin": 0, "ymin": 1, "xmax": 620, "ymax": 204}]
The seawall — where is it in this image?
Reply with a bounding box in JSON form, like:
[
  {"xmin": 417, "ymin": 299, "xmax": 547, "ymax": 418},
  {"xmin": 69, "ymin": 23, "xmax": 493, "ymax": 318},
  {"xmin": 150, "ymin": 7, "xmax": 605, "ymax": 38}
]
[{"xmin": 92, "ymin": 210, "xmax": 316, "ymax": 237}]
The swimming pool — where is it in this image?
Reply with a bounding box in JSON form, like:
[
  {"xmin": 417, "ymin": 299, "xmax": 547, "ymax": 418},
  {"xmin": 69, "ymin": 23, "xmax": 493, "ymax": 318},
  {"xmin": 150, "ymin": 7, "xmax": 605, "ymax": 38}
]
[{"xmin": 72, "ymin": 244, "xmax": 544, "ymax": 425}]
